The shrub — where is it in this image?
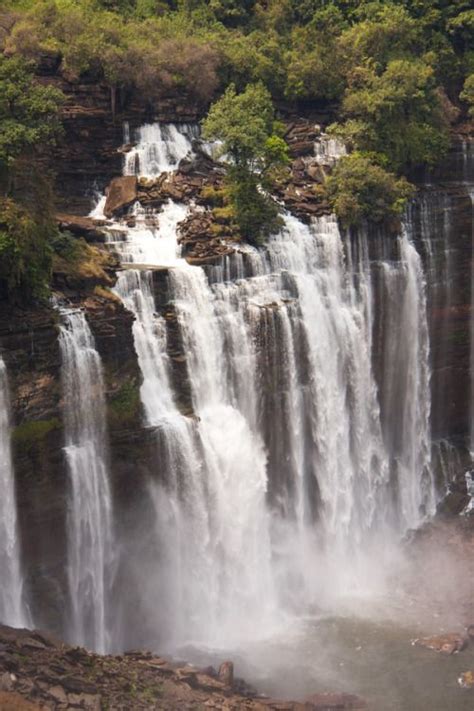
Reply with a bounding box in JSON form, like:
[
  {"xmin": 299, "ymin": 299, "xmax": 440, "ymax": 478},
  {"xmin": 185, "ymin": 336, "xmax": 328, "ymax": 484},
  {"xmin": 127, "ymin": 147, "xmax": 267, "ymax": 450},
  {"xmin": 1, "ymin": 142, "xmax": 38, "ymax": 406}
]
[
  {"xmin": 460, "ymin": 74, "xmax": 474, "ymax": 116},
  {"xmin": 325, "ymin": 152, "xmax": 414, "ymax": 227},
  {"xmin": 0, "ymin": 198, "xmax": 54, "ymax": 302}
]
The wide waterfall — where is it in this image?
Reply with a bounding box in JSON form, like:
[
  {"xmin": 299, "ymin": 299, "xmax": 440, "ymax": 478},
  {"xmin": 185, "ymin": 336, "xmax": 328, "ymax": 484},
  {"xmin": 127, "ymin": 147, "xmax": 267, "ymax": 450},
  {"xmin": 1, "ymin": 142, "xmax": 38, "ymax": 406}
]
[
  {"xmin": 101, "ymin": 122, "xmax": 437, "ymax": 651},
  {"xmin": 0, "ymin": 357, "xmax": 27, "ymax": 627},
  {"xmin": 59, "ymin": 310, "xmax": 114, "ymax": 653}
]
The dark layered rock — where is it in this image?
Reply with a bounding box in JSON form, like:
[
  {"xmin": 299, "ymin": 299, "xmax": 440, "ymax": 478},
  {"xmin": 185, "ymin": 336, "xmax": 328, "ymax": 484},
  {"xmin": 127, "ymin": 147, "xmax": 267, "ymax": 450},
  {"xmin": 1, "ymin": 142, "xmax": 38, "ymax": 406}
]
[
  {"xmin": 38, "ymin": 72, "xmax": 203, "ymax": 214},
  {"xmin": 0, "ymin": 250, "xmax": 148, "ymax": 635},
  {"xmin": 178, "ymin": 209, "xmax": 235, "ymax": 265},
  {"xmin": 55, "ymin": 214, "xmax": 107, "ymax": 243},
  {"xmin": 412, "ymin": 140, "xmax": 474, "ymax": 444},
  {"xmin": 284, "ymin": 120, "xmax": 321, "ymax": 158}
]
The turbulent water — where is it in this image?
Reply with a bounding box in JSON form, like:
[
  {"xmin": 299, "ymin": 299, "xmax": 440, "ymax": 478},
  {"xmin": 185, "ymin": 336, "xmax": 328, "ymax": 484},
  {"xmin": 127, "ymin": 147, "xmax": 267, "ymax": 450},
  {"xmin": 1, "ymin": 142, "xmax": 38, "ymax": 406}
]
[
  {"xmin": 59, "ymin": 310, "xmax": 114, "ymax": 653},
  {"xmin": 98, "ymin": 123, "xmax": 442, "ymax": 652},
  {"xmin": 0, "ymin": 357, "xmax": 27, "ymax": 627}
]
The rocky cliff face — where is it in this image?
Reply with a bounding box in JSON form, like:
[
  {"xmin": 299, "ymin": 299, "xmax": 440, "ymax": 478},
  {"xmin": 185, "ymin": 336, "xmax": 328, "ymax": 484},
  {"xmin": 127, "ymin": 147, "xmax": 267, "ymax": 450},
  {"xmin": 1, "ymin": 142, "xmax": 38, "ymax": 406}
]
[
  {"xmin": 39, "ymin": 70, "xmax": 203, "ymax": 215},
  {"xmin": 0, "ymin": 283, "xmax": 145, "ymax": 635}
]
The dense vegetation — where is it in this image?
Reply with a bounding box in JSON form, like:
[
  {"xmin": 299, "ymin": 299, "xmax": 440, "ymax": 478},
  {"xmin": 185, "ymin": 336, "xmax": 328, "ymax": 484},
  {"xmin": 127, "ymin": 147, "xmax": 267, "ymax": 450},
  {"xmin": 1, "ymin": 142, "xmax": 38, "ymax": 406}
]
[
  {"xmin": 0, "ymin": 55, "xmax": 63, "ymax": 302},
  {"xmin": 202, "ymin": 83, "xmax": 288, "ymax": 245},
  {"xmin": 0, "ymin": 0, "xmax": 473, "ymax": 296}
]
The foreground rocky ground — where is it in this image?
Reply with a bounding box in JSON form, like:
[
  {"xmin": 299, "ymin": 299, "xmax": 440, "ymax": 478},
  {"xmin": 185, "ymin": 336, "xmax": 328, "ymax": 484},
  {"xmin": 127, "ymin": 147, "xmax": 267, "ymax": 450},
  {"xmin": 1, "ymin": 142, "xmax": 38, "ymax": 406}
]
[{"xmin": 0, "ymin": 625, "xmax": 368, "ymax": 711}]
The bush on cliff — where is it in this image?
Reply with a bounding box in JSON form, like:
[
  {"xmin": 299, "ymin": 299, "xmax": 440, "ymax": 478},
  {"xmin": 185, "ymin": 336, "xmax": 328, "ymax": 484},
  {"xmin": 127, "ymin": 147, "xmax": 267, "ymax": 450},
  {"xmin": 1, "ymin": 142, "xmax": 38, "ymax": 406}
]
[
  {"xmin": 0, "ymin": 198, "xmax": 54, "ymax": 302},
  {"xmin": 325, "ymin": 153, "xmax": 414, "ymax": 227},
  {"xmin": 460, "ymin": 75, "xmax": 474, "ymax": 117},
  {"xmin": 202, "ymin": 82, "xmax": 288, "ymax": 245},
  {"xmin": 0, "ymin": 56, "xmax": 63, "ymax": 302},
  {"xmin": 334, "ymin": 58, "xmax": 450, "ymax": 171}
]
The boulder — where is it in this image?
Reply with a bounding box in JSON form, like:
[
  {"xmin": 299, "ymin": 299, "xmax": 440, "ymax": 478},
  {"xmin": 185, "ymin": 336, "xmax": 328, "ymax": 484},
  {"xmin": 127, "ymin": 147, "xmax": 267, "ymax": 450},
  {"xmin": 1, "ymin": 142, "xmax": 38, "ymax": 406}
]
[
  {"xmin": 56, "ymin": 214, "xmax": 107, "ymax": 243},
  {"xmin": 218, "ymin": 661, "xmax": 234, "ymax": 687},
  {"xmin": 458, "ymin": 671, "xmax": 474, "ymax": 688},
  {"xmin": 0, "ymin": 691, "xmax": 41, "ymax": 710},
  {"xmin": 413, "ymin": 633, "xmax": 467, "ymax": 654},
  {"xmin": 104, "ymin": 176, "xmax": 137, "ymax": 218}
]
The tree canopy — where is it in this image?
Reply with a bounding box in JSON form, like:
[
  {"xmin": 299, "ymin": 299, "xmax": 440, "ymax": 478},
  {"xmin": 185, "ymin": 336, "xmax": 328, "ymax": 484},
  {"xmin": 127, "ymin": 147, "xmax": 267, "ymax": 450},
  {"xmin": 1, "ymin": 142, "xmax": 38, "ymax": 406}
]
[
  {"xmin": 0, "ymin": 55, "xmax": 63, "ymax": 177},
  {"xmin": 203, "ymin": 83, "xmax": 288, "ymax": 244}
]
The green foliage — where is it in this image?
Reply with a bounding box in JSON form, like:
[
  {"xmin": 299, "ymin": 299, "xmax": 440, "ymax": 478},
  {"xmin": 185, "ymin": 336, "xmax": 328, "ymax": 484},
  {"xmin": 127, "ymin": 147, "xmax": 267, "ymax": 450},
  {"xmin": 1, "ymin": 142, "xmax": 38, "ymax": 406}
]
[
  {"xmin": 337, "ymin": 58, "xmax": 449, "ymax": 170},
  {"xmin": 0, "ymin": 55, "xmax": 64, "ymax": 174},
  {"xmin": 12, "ymin": 417, "xmax": 61, "ymax": 450},
  {"xmin": 325, "ymin": 152, "xmax": 414, "ymax": 227},
  {"xmin": 108, "ymin": 380, "xmax": 141, "ymax": 425},
  {"xmin": 227, "ymin": 167, "xmax": 282, "ymax": 245},
  {"xmin": 3, "ymin": 0, "xmax": 473, "ymax": 229},
  {"xmin": 50, "ymin": 230, "xmax": 81, "ymax": 260},
  {"xmin": 203, "ymin": 83, "xmax": 287, "ymax": 244},
  {"xmin": 0, "ymin": 198, "xmax": 55, "ymax": 302},
  {"xmin": 460, "ymin": 74, "xmax": 474, "ymax": 116},
  {"xmin": 203, "ymin": 83, "xmax": 276, "ymax": 166}
]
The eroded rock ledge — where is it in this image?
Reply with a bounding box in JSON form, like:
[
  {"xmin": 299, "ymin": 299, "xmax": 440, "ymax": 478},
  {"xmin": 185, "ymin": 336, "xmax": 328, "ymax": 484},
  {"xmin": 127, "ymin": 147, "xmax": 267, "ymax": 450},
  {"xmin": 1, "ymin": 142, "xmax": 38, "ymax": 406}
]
[{"xmin": 0, "ymin": 625, "xmax": 367, "ymax": 710}]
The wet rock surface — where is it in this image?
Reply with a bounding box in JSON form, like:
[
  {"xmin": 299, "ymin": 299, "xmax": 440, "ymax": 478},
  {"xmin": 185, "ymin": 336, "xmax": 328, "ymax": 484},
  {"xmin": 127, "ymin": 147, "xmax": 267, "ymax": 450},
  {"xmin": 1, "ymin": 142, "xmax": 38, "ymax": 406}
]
[
  {"xmin": 413, "ymin": 633, "xmax": 468, "ymax": 654},
  {"xmin": 458, "ymin": 670, "xmax": 474, "ymax": 688},
  {"xmin": 0, "ymin": 625, "xmax": 367, "ymax": 711},
  {"xmin": 104, "ymin": 176, "xmax": 138, "ymax": 218}
]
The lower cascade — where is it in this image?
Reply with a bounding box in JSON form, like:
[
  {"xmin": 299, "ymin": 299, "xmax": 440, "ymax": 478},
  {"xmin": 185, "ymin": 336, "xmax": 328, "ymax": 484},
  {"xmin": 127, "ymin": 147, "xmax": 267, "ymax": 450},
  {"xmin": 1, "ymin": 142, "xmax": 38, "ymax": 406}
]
[
  {"xmin": 95, "ymin": 122, "xmax": 440, "ymax": 652},
  {"xmin": 0, "ymin": 357, "xmax": 27, "ymax": 627},
  {"xmin": 58, "ymin": 310, "xmax": 114, "ymax": 653}
]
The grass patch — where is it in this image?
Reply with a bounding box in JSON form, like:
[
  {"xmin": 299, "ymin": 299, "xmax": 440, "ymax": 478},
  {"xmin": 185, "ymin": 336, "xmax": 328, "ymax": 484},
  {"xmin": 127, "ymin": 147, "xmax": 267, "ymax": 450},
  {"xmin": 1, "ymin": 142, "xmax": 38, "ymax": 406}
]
[{"xmin": 12, "ymin": 417, "xmax": 61, "ymax": 449}]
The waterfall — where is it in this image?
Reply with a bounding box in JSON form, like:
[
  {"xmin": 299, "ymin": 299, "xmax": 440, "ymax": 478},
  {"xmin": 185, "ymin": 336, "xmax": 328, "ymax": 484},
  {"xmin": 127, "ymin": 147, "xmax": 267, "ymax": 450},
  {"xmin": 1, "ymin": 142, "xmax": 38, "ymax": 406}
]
[
  {"xmin": 59, "ymin": 310, "xmax": 114, "ymax": 653},
  {"xmin": 124, "ymin": 123, "xmax": 198, "ymax": 176},
  {"xmin": 464, "ymin": 140, "xmax": 474, "ymax": 457},
  {"xmin": 101, "ymin": 121, "xmax": 436, "ymax": 649},
  {"xmin": 379, "ymin": 229, "xmax": 434, "ymax": 526},
  {"xmin": 0, "ymin": 357, "xmax": 27, "ymax": 627}
]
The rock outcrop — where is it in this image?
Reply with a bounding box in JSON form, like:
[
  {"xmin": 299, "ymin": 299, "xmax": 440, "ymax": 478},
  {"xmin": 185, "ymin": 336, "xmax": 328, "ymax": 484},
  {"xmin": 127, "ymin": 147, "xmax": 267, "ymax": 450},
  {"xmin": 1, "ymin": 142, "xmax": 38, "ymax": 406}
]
[
  {"xmin": 0, "ymin": 624, "xmax": 367, "ymax": 711},
  {"xmin": 104, "ymin": 176, "xmax": 138, "ymax": 218}
]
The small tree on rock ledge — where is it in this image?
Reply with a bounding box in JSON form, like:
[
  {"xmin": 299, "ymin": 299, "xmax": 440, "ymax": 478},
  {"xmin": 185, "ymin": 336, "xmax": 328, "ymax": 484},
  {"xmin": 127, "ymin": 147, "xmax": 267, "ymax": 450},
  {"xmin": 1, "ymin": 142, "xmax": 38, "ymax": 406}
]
[{"xmin": 202, "ymin": 82, "xmax": 288, "ymax": 246}]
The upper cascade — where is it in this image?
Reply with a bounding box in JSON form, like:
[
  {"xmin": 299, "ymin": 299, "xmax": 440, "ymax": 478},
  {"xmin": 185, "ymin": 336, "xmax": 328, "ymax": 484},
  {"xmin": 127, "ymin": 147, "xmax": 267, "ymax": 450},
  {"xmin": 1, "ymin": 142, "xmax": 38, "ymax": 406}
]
[{"xmin": 124, "ymin": 123, "xmax": 199, "ymax": 177}]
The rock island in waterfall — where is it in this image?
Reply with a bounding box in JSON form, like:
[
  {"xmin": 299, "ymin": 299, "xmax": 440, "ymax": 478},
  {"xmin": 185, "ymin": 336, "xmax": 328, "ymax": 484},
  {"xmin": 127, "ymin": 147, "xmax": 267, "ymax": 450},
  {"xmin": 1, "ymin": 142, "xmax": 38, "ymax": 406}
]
[{"xmin": 0, "ymin": 1, "xmax": 474, "ymax": 709}]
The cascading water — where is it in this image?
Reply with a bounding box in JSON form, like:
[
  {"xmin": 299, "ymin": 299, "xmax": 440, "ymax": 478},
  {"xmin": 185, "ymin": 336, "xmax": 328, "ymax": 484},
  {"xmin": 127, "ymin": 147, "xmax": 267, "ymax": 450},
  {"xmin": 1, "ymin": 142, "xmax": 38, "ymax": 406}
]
[
  {"xmin": 463, "ymin": 139, "xmax": 474, "ymax": 458},
  {"xmin": 124, "ymin": 123, "xmax": 198, "ymax": 176},
  {"xmin": 378, "ymin": 226, "xmax": 434, "ymax": 526},
  {"xmin": 59, "ymin": 310, "xmax": 114, "ymax": 653},
  {"xmin": 99, "ymin": 121, "xmax": 436, "ymax": 652},
  {"xmin": 0, "ymin": 357, "xmax": 28, "ymax": 627}
]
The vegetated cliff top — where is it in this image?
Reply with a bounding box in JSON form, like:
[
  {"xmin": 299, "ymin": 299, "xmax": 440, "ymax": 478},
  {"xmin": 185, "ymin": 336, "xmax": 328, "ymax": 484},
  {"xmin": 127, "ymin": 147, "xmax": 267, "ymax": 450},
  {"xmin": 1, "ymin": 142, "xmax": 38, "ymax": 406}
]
[{"xmin": 1, "ymin": 0, "xmax": 474, "ymax": 305}]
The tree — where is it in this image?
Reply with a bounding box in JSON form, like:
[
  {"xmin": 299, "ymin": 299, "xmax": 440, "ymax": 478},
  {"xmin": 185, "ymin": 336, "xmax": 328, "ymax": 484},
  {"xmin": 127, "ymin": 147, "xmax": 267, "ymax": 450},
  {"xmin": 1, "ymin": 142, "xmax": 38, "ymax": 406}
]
[
  {"xmin": 0, "ymin": 55, "xmax": 63, "ymax": 185},
  {"xmin": 202, "ymin": 82, "xmax": 288, "ymax": 245},
  {"xmin": 460, "ymin": 74, "xmax": 474, "ymax": 117},
  {"xmin": 0, "ymin": 196, "xmax": 55, "ymax": 302},
  {"xmin": 325, "ymin": 152, "xmax": 414, "ymax": 227},
  {"xmin": 338, "ymin": 59, "xmax": 449, "ymax": 170},
  {"xmin": 0, "ymin": 55, "xmax": 63, "ymax": 302}
]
